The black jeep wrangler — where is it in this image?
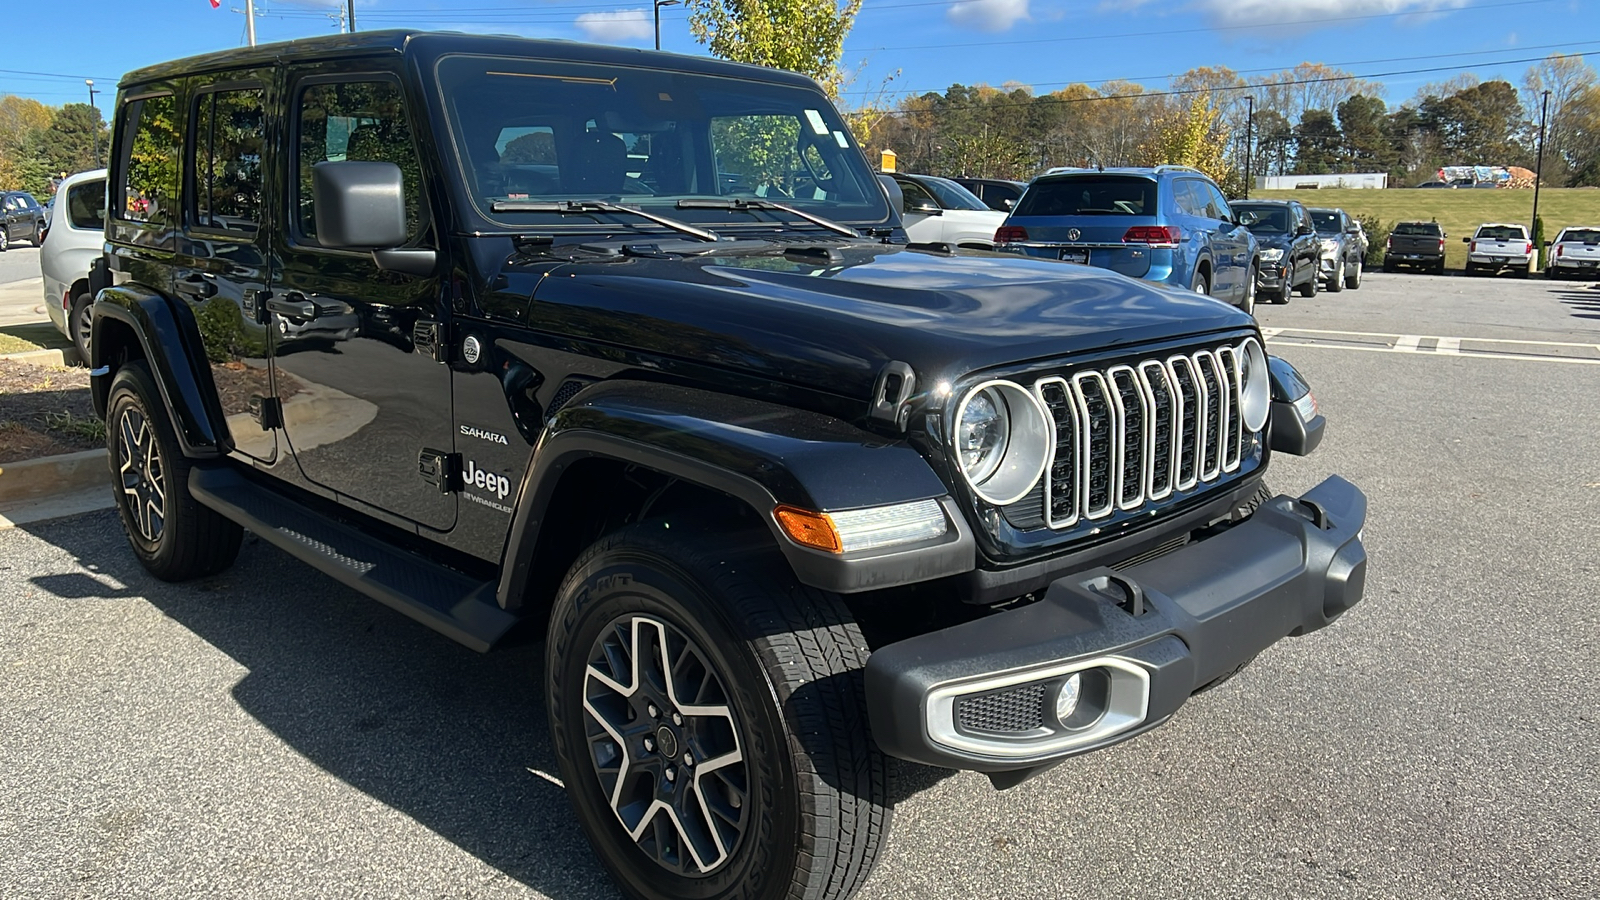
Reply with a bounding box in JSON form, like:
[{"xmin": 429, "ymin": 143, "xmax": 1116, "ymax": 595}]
[{"xmin": 90, "ymin": 31, "xmax": 1367, "ymax": 900}]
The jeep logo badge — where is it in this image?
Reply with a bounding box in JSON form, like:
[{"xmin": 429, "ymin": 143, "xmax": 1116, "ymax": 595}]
[{"xmin": 462, "ymin": 335, "xmax": 482, "ymax": 364}]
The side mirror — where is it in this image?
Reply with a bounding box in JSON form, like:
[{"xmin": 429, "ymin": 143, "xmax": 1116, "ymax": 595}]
[
  {"xmin": 876, "ymin": 174, "xmax": 904, "ymax": 218},
  {"xmin": 312, "ymin": 161, "xmax": 435, "ymax": 276},
  {"xmin": 1462, "ymin": 237, "xmax": 1471, "ymax": 243},
  {"xmin": 907, "ymin": 201, "xmax": 942, "ymax": 216},
  {"xmin": 1296, "ymin": 224, "xmax": 1313, "ymax": 236},
  {"xmin": 1002, "ymin": 198, "xmax": 1015, "ymax": 209},
  {"xmin": 1345, "ymin": 226, "xmax": 1360, "ymax": 234}
]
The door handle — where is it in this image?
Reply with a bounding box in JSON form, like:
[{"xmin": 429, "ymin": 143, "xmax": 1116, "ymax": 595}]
[
  {"xmin": 175, "ymin": 274, "xmax": 217, "ymax": 299},
  {"xmin": 267, "ymin": 292, "xmax": 318, "ymax": 319}
]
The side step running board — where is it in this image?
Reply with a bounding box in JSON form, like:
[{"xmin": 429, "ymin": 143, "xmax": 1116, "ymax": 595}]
[{"xmin": 189, "ymin": 466, "xmax": 518, "ymax": 652}]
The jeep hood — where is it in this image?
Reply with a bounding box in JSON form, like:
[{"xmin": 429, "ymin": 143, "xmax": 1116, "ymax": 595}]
[{"xmin": 521, "ymin": 243, "xmax": 1253, "ymax": 400}]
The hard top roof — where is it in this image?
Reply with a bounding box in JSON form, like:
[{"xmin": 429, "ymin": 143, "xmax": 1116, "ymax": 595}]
[{"xmin": 120, "ymin": 29, "xmax": 819, "ymax": 91}]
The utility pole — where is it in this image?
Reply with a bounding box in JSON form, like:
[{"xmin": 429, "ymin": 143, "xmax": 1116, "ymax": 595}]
[
  {"xmin": 1244, "ymin": 96, "xmax": 1254, "ymax": 199},
  {"xmin": 246, "ymin": 0, "xmax": 256, "ymax": 47},
  {"xmin": 86, "ymin": 80, "xmax": 99, "ymax": 162},
  {"xmin": 654, "ymin": 0, "xmax": 680, "ymax": 50},
  {"xmin": 1531, "ymin": 89, "xmax": 1550, "ymax": 269}
]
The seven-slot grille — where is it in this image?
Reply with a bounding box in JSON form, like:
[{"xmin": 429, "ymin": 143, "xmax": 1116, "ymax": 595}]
[{"xmin": 1035, "ymin": 344, "xmax": 1247, "ymax": 529}]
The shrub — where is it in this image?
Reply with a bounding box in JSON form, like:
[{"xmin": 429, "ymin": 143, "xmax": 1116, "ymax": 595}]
[{"xmin": 1358, "ymin": 213, "xmax": 1390, "ymax": 267}]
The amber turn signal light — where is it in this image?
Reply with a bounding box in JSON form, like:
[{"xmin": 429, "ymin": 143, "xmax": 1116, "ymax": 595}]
[{"xmin": 773, "ymin": 506, "xmax": 842, "ymax": 553}]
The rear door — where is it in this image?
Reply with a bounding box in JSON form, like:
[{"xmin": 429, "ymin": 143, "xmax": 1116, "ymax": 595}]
[
  {"xmin": 270, "ymin": 62, "xmax": 455, "ymax": 531},
  {"xmin": 172, "ymin": 70, "xmax": 277, "ymax": 463}
]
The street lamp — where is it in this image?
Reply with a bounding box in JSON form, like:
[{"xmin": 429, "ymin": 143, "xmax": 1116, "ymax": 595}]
[
  {"xmin": 654, "ymin": 0, "xmax": 680, "ymax": 51},
  {"xmin": 1243, "ymin": 96, "xmax": 1254, "ymax": 200},
  {"xmin": 86, "ymin": 80, "xmax": 99, "ymax": 162},
  {"xmin": 1531, "ymin": 89, "xmax": 1550, "ymax": 270}
]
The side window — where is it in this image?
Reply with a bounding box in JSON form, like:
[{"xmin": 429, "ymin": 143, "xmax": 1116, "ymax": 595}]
[
  {"xmin": 296, "ymin": 79, "xmax": 423, "ymax": 243},
  {"xmin": 1204, "ymin": 184, "xmax": 1231, "ymax": 221},
  {"xmin": 898, "ymin": 178, "xmax": 937, "ymax": 210},
  {"xmin": 1173, "ymin": 180, "xmax": 1204, "ymax": 217},
  {"xmin": 117, "ymin": 93, "xmax": 180, "ymax": 228},
  {"xmin": 66, "ymin": 179, "xmax": 107, "ymax": 230},
  {"xmin": 191, "ymin": 87, "xmax": 265, "ymax": 234}
]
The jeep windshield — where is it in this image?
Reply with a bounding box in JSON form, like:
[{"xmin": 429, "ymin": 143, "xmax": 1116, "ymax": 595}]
[{"xmin": 434, "ymin": 55, "xmax": 889, "ymax": 233}]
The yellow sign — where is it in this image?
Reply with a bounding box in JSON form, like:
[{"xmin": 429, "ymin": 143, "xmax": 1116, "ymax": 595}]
[{"xmin": 880, "ymin": 149, "xmax": 897, "ymax": 173}]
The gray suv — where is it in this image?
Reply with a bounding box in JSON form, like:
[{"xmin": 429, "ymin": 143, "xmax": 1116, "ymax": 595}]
[{"xmin": 1307, "ymin": 207, "xmax": 1366, "ymax": 292}]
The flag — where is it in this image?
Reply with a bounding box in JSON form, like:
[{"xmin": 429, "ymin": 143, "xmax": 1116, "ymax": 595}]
[{"xmin": 209, "ymin": 0, "xmax": 221, "ymax": 7}]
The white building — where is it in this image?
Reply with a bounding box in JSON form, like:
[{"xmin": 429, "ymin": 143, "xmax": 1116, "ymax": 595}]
[{"xmin": 1255, "ymin": 173, "xmax": 1389, "ymax": 190}]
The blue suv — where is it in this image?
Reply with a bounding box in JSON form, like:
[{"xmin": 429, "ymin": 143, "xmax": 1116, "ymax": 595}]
[{"xmin": 995, "ymin": 166, "xmax": 1259, "ymax": 313}]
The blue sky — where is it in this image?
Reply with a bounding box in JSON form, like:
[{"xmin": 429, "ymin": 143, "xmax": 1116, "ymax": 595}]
[{"xmin": 1, "ymin": 0, "xmax": 1593, "ymax": 113}]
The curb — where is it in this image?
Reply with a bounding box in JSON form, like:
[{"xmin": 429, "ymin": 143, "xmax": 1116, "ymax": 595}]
[
  {"xmin": 0, "ymin": 346, "xmax": 82, "ymax": 366},
  {"xmin": 0, "ymin": 448, "xmax": 108, "ymax": 506}
]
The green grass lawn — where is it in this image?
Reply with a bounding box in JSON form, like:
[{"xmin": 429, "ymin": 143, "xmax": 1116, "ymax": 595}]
[{"xmin": 1252, "ymin": 187, "xmax": 1600, "ymax": 271}]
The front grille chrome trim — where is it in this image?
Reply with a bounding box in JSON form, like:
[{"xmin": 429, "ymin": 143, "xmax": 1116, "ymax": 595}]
[{"xmin": 1026, "ymin": 340, "xmax": 1251, "ymax": 530}]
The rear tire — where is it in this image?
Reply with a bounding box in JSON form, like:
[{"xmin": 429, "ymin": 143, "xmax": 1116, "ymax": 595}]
[
  {"xmin": 30, "ymin": 223, "xmax": 44, "ymax": 247},
  {"xmin": 69, "ymin": 293, "xmax": 93, "ymax": 364},
  {"xmin": 107, "ymin": 363, "xmax": 243, "ymax": 581},
  {"xmin": 1190, "ymin": 269, "xmax": 1210, "ymax": 295},
  {"xmin": 547, "ymin": 521, "xmax": 891, "ymax": 900}
]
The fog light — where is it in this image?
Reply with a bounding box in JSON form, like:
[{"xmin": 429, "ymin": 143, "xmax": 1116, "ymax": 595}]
[{"xmin": 1055, "ymin": 673, "xmax": 1082, "ymax": 725}]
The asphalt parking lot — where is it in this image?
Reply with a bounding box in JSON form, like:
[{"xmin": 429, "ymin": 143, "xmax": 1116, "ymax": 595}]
[{"xmin": 2, "ymin": 270, "xmax": 1597, "ymax": 899}]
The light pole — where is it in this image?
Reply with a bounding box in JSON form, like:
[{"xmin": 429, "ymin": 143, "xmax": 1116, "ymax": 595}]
[
  {"xmin": 1531, "ymin": 88, "xmax": 1550, "ymax": 269},
  {"xmin": 86, "ymin": 80, "xmax": 99, "ymax": 162},
  {"xmin": 1243, "ymin": 96, "xmax": 1254, "ymax": 199},
  {"xmin": 654, "ymin": 0, "xmax": 679, "ymax": 51},
  {"xmin": 348, "ymin": 0, "xmax": 356, "ymax": 31}
]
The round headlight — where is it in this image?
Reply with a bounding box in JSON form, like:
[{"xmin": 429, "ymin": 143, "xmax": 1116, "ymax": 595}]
[
  {"xmin": 1239, "ymin": 337, "xmax": 1270, "ymax": 433},
  {"xmin": 953, "ymin": 380, "xmax": 1051, "ymax": 506}
]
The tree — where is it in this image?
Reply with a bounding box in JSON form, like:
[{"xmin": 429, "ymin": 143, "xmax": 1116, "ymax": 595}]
[
  {"xmin": 1336, "ymin": 95, "xmax": 1392, "ymax": 171},
  {"xmin": 1146, "ymin": 96, "xmax": 1240, "ymax": 195},
  {"xmin": 1523, "ymin": 54, "xmax": 1598, "ymax": 186},
  {"xmin": 688, "ymin": 0, "xmax": 863, "ymax": 99},
  {"xmin": 0, "ymin": 96, "xmax": 55, "ymax": 192},
  {"xmin": 1293, "ymin": 109, "xmax": 1340, "ymax": 174}
]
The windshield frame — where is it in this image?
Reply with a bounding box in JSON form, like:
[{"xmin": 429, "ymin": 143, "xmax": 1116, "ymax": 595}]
[{"xmin": 427, "ymin": 52, "xmax": 893, "ymax": 236}]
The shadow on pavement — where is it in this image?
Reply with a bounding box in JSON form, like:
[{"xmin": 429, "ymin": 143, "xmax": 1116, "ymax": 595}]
[
  {"xmin": 1549, "ymin": 286, "xmax": 1600, "ymax": 321},
  {"xmin": 20, "ymin": 511, "xmax": 956, "ymax": 897}
]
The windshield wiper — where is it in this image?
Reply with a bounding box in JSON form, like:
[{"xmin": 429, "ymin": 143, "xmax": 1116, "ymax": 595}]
[
  {"xmin": 489, "ymin": 199, "xmax": 721, "ymax": 243},
  {"xmin": 676, "ymin": 198, "xmax": 862, "ymax": 239}
]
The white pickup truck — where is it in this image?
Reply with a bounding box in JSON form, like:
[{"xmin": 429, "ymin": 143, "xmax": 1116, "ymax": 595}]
[
  {"xmin": 1545, "ymin": 226, "xmax": 1600, "ymax": 280},
  {"xmin": 1463, "ymin": 223, "xmax": 1533, "ymax": 277}
]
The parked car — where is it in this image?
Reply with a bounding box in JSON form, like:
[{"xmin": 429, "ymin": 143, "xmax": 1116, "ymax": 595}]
[
  {"xmin": 1384, "ymin": 221, "xmax": 1447, "ymax": 273},
  {"xmin": 996, "ymin": 165, "xmax": 1260, "ymax": 312},
  {"xmin": 1413, "ymin": 181, "xmax": 1455, "ymax": 189},
  {"xmin": 1545, "ymin": 225, "xmax": 1600, "ymax": 279},
  {"xmin": 41, "ymin": 168, "xmax": 108, "ymax": 360},
  {"xmin": 888, "ymin": 172, "xmax": 1008, "ymax": 248},
  {"xmin": 1307, "ymin": 207, "xmax": 1366, "ymax": 291},
  {"xmin": 947, "ymin": 176, "xmax": 1027, "ymax": 212},
  {"xmin": 1463, "ymin": 223, "xmax": 1533, "ymax": 277},
  {"xmin": 1230, "ymin": 199, "xmax": 1319, "ymax": 304},
  {"xmin": 0, "ymin": 189, "xmax": 47, "ymax": 250},
  {"xmin": 90, "ymin": 30, "xmax": 1367, "ymax": 900}
]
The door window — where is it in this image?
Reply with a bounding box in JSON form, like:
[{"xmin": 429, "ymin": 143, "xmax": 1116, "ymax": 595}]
[
  {"xmin": 295, "ymin": 79, "xmax": 424, "ymax": 243},
  {"xmin": 191, "ymin": 87, "xmax": 266, "ymax": 234},
  {"xmin": 116, "ymin": 93, "xmax": 179, "ymax": 228},
  {"xmin": 897, "ymin": 178, "xmax": 938, "ymax": 211},
  {"xmin": 66, "ymin": 179, "xmax": 107, "ymax": 230}
]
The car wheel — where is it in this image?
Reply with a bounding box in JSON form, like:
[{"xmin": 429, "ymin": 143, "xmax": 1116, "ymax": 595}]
[
  {"xmin": 1346, "ymin": 257, "xmax": 1362, "ymax": 289},
  {"xmin": 1435, "ymin": 260, "xmax": 1447, "ymax": 276},
  {"xmin": 1238, "ymin": 267, "xmax": 1256, "ymax": 315},
  {"xmin": 1297, "ymin": 266, "xmax": 1318, "ymax": 298},
  {"xmin": 30, "ymin": 223, "xmax": 44, "ymax": 247},
  {"xmin": 1190, "ymin": 269, "xmax": 1210, "ymax": 295},
  {"xmin": 0, "ymin": 228, "xmax": 9, "ymax": 252},
  {"xmin": 107, "ymin": 362, "xmax": 243, "ymax": 581},
  {"xmin": 1326, "ymin": 259, "xmax": 1345, "ymax": 293},
  {"xmin": 70, "ymin": 293, "xmax": 94, "ymax": 363},
  {"xmin": 547, "ymin": 521, "xmax": 891, "ymax": 900}
]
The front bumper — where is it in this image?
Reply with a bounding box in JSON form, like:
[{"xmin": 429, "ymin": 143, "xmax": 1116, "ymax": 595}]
[{"xmin": 866, "ymin": 475, "xmax": 1367, "ymax": 779}]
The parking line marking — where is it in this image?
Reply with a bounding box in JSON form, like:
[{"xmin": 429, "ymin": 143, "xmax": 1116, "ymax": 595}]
[
  {"xmin": 1395, "ymin": 335, "xmax": 1422, "ymax": 352},
  {"xmin": 1436, "ymin": 337, "xmax": 1461, "ymax": 355},
  {"xmin": 1267, "ymin": 340, "xmax": 1600, "ymax": 365},
  {"xmin": 1268, "ymin": 326, "xmax": 1600, "ymax": 350}
]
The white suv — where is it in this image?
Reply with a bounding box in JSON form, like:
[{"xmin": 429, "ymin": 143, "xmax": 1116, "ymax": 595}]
[
  {"xmin": 40, "ymin": 168, "xmax": 106, "ymax": 361},
  {"xmin": 1463, "ymin": 222, "xmax": 1532, "ymax": 277},
  {"xmin": 1545, "ymin": 226, "xmax": 1600, "ymax": 280}
]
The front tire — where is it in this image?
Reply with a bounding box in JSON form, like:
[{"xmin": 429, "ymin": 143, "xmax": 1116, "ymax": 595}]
[
  {"xmin": 1326, "ymin": 258, "xmax": 1345, "ymax": 293},
  {"xmin": 1238, "ymin": 266, "xmax": 1256, "ymax": 315},
  {"xmin": 0, "ymin": 228, "xmax": 9, "ymax": 252},
  {"xmin": 547, "ymin": 522, "xmax": 891, "ymax": 900},
  {"xmin": 107, "ymin": 363, "xmax": 242, "ymax": 581},
  {"xmin": 1346, "ymin": 257, "xmax": 1363, "ymax": 289}
]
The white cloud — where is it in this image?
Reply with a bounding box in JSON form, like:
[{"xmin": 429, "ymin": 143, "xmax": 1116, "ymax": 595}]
[
  {"xmin": 1191, "ymin": 0, "xmax": 1470, "ymax": 29},
  {"xmin": 574, "ymin": 9, "xmax": 653, "ymax": 42},
  {"xmin": 947, "ymin": 0, "xmax": 1030, "ymax": 33}
]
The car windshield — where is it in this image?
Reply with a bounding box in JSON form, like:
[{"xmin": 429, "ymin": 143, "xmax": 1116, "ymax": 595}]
[
  {"xmin": 1311, "ymin": 211, "xmax": 1342, "ymax": 234},
  {"xmin": 434, "ymin": 55, "xmax": 888, "ymax": 229},
  {"xmin": 1012, "ymin": 175, "xmax": 1156, "ymax": 217},
  {"xmin": 1561, "ymin": 228, "xmax": 1600, "ymax": 243},
  {"xmin": 918, "ymin": 176, "xmax": 989, "ymax": 212},
  {"xmin": 1394, "ymin": 223, "xmax": 1441, "ymax": 236},
  {"xmin": 1233, "ymin": 205, "xmax": 1290, "ymax": 234},
  {"xmin": 1476, "ymin": 226, "xmax": 1525, "ymax": 241}
]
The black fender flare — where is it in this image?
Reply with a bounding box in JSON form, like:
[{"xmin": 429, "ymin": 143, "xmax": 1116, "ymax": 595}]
[
  {"xmin": 497, "ymin": 380, "xmax": 975, "ymax": 604},
  {"xmin": 91, "ymin": 284, "xmax": 227, "ymax": 459}
]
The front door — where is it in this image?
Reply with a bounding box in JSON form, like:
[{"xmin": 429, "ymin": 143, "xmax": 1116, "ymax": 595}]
[
  {"xmin": 172, "ymin": 71, "xmax": 277, "ymax": 463},
  {"xmin": 270, "ymin": 65, "xmax": 455, "ymax": 531}
]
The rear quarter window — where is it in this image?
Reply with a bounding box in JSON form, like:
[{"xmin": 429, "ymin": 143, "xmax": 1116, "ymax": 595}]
[
  {"xmin": 66, "ymin": 179, "xmax": 107, "ymax": 230},
  {"xmin": 1013, "ymin": 177, "xmax": 1156, "ymax": 217}
]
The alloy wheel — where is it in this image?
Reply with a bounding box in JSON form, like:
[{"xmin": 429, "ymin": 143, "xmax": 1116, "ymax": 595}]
[
  {"xmin": 582, "ymin": 613, "xmax": 749, "ymax": 876},
  {"xmin": 116, "ymin": 406, "xmax": 166, "ymax": 543}
]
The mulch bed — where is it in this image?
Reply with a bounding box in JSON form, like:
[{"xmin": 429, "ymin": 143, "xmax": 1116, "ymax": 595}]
[{"xmin": 0, "ymin": 359, "xmax": 100, "ymax": 463}]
